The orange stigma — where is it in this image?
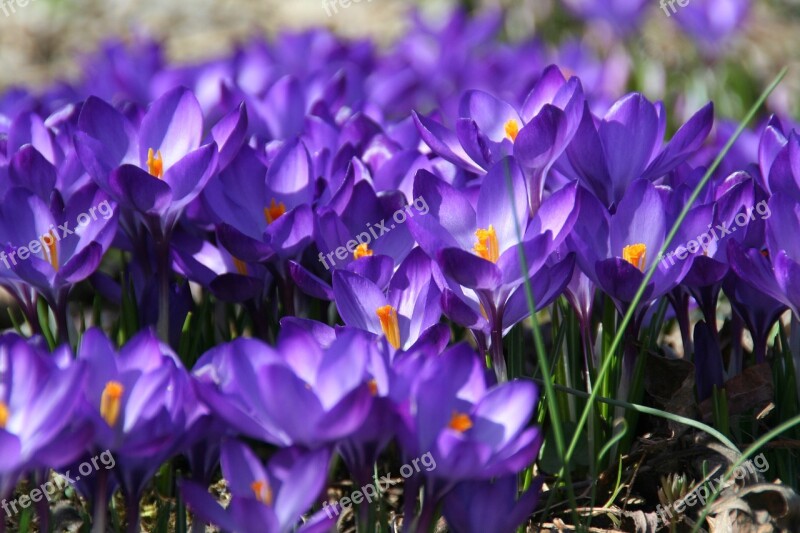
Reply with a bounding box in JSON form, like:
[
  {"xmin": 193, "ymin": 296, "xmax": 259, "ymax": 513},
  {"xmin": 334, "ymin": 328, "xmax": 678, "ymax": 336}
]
[
  {"xmin": 100, "ymin": 381, "xmax": 124, "ymax": 428},
  {"xmin": 44, "ymin": 231, "xmax": 58, "ymax": 271},
  {"xmin": 504, "ymin": 119, "xmax": 520, "ymax": 142},
  {"xmin": 368, "ymin": 379, "xmax": 379, "ymax": 396},
  {"xmin": 353, "ymin": 243, "xmax": 373, "ymax": 260},
  {"xmin": 232, "ymin": 257, "xmax": 248, "ymax": 275},
  {"xmin": 473, "ymin": 225, "xmax": 499, "ymax": 263},
  {"xmin": 376, "ymin": 305, "xmax": 401, "ymax": 349},
  {"xmin": 264, "ymin": 199, "xmax": 286, "ymax": 225},
  {"xmin": 622, "ymin": 243, "xmax": 647, "ymax": 273},
  {"xmin": 0, "ymin": 401, "xmax": 8, "ymax": 429},
  {"xmin": 251, "ymin": 480, "xmax": 273, "ymax": 506},
  {"xmin": 146, "ymin": 148, "xmax": 164, "ymax": 179},
  {"xmin": 448, "ymin": 412, "xmax": 473, "ymax": 433}
]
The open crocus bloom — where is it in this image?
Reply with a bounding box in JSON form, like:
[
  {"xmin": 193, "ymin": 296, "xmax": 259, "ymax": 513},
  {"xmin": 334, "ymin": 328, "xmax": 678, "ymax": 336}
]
[
  {"xmin": 193, "ymin": 329, "xmax": 375, "ymax": 448},
  {"xmin": 75, "ymin": 87, "xmax": 218, "ymax": 236},
  {"xmin": 413, "ymin": 65, "xmax": 584, "ymax": 184},
  {"xmin": 181, "ymin": 439, "xmax": 335, "ymax": 533},
  {"xmin": 0, "ymin": 334, "xmax": 90, "ymax": 500},
  {"xmin": 397, "ymin": 343, "xmax": 542, "ymax": 487},
  {"xmin": 206, "ymin": 142, "xmax": 314, "ymax": 263},
  {"xmin": 568, "ymin": 179, "xmax": 687, "ymax": 316},
  {"xmin": 332, "ymin": 247, "xmax": 442, "ymax": 351},
  {"xmin": 0, "ymin": 185, "xmax": 117, "ymax": 305},
  {"xmin": 410, "ymin": 157, "xmax": 577, "ymax": 340}
]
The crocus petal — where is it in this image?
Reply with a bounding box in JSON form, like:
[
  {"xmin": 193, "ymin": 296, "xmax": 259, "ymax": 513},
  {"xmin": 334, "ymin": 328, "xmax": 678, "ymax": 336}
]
[
  {"xmin": 139, "ymin": 87, "xmax": 204, "ymax": 168},
  {"xmin": 412, "ymin": 111, "xmax": 486, "ymax": 174},
  {"xmin": 477, "ymin": 157, "xmax": 528, "ymax": 253},
  {"xmin": 332, "ymin": 270, "xmax": 386, "ymax": 335},
  {"xmin": 288, "ymin": 261, "xmax": 335, "ymax": 301},
  {"xmin": 212, "ymin": 102, "xmax": 248, "ymax": 170},
  {"xmin": 9, "ymin": 146, "xmax": 57, "ymax": 201},
  {"xmin": 273, "ymin": 447, "xmax": 331, "ymax": 528},
  {"xmin": 109, "ymin": 164, "xmax": 173, "ymax": 216},
  {"xmin": 163, "ymin": 142, "xmax": 219, "ymax": 210},
  {"xmin": 595, "ymin": 258, "xmax": 653, "ymax": 304},
  {"xmin": 599, "ymin": 94, "xmax": 659, "ymax": 204},
  {"xmin": 520, "ymin": 65, "xmax": 566, "ymax": 122},
  {"xmin": 459, "ymin": 90, "xmax": 521, "ymax": 143},
  {"xmin": 438, "ymin": 248, "xmax": 502, "ymax": 290},
  {"xmin": 642, "ymin": 102, "xmax": 713, "ymax": 180}
]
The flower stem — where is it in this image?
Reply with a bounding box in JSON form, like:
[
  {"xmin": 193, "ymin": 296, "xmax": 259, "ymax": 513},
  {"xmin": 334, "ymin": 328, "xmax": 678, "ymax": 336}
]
[
  {"xmin": 156, "ymin": 239, "xmax": 171, "ymax": 344},
  {"xmin": 91, "ymin": 469, "xmax": 109, "ymax": 533}
]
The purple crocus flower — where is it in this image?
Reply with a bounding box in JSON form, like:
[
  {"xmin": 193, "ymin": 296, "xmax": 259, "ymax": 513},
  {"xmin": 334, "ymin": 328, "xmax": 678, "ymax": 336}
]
[
  {"xmin": 395, "ymin": 343, "xmax": 542, "ymax": 531},
  {"xmin": 203, "ymin": 141, "xmax": 314, "ymax": 293},
  {"xmin": 409, "ymin": 158, "xmax": 577, "ymax": 380},
  {"xmin": 558, "ymin": 95, "xmax": 713, "ymax": 208},
  {"xmin": 193, "ymin": 328, "xmax": 375, "ymax": 448},
  {"xmin": 75, "ymin": 327, "xmax": 200, "ymax": 531},
  {"xmin": 672, "ymin": 0, "xmax": 750, "ymax": 53},
  {"xmin": 0, "ymin": 334, "xmax": 90, "ymax": 512},
  {"xmin": 75, "ymin": 87, "xmax": 219, "ymax": 239},
  {"xmin": 562, "ymin": 0, "xmax": 649, "ymax": 36},
  {"xmin": 181, "ymin": 440, "xmax": 334, "ymax": 533},
  {"xmin": 413, "ymin": 65, "xmax": 584, "ymax": 200},
  {"xmin": 0, "ymin": 185, "xmax": 118, "ymax": 339},
  {"xmin": 332, "ymin": 247, "xmax": 442, "ymax": 351},
  {"xmin": 568, "ymin": 180, "xmax": 687, "ymax": 329},
  {"xmin": 442, "ymin": 475, "xmax": 543, "ymax": 533}
]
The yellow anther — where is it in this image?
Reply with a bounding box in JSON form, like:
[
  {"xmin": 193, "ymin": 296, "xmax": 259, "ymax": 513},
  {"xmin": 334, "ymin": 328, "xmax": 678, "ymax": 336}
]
[
  {"xmin": 354, "ymin": 243, "xmax": 373, "ymax": 260},
  {"xmin": 43, "ymin": 231, "xmax": 58, "ymax": 271},
  {"xmin": 146, "ymin": 148, "xmax": 164, "ymax": 179},
  {"xmin": 0, "ymin": 402, "xmax": 8, "ymax": 429},
  {"xmin": 473, "ymin": 225, "xmax": 500, "ymax": 263},
  {"xmin": 448, "ymin": 412, "xmax": 473, "ymax": 433},
  {"xmin": 100, "ymin": 381, "xmax": 124, "ymax": 428},
  {"xmin": 232, "ymin": 257, "xmax": 248, "ymax": 276},
  {"xmin": 264, "ymin": 199, "xmax": 286, "ymax": 225},
  {"xmin": 251, "ymin": 480, "xmax": 273, "ymax": 506},
  {"xmin": 622, "ymin": 243, "xmax": 647, "ymax": 273},
  {"xmin": 376, "ymin": 305, "xmax": 401, "ymax": 349},
  {"xmin": 504, "ymin": 119, "xmax": 520, "ymax": 142}
]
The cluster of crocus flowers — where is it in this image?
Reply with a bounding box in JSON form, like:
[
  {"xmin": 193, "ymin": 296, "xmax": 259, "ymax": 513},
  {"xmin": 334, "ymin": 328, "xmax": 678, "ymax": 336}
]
[{"xmin": 0, "ymin": 4, "xmax": 788, "ymax": 532}]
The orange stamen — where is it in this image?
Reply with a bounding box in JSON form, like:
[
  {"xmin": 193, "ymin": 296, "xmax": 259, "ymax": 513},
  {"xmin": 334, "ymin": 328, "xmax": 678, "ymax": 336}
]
[
  {"xmin": 376, "ymin": 305, "xmax": 401, "ymax": 349},
  {"xmin": 473, "ymin": 225, "xmax": 500, "ymax": 263},
  {"xmin": 622, "ymin": 243, "xmax": 647, "ymax": 273},
  {"xmin": 504, "ymin": 119, "xmax": 520, "ymax": 142},
  {"xmin": 43, "ymin": 231, "xmax": 58, "ymax": 271},
  {"xmin": 146, "ymin": 148, "xmax": 164, "ymax": 179},
  {"xmin": 232, "ymin": 257, "xmax": 248, "ymax": 276},
  {"xmin": 448, "ymin": 412, "xmax": 473, "ymax": 433},
  {"xmin": 250, "ymin": 480, "xmax": 274, "ymax": 506},
  {"xmin": 0, "ymin": 401, "xmax": 8, "ymax": 429},
  {"xmin": 354, "ymin": 243, "xmax": 373, "ymax": 260},
  {"xmin": 100, "ymin": 381, "xmax": 124, "ymax": 428},
  {"xmin": 264, "ymin": 199, "xmax": 286, "ymax": 225}
]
